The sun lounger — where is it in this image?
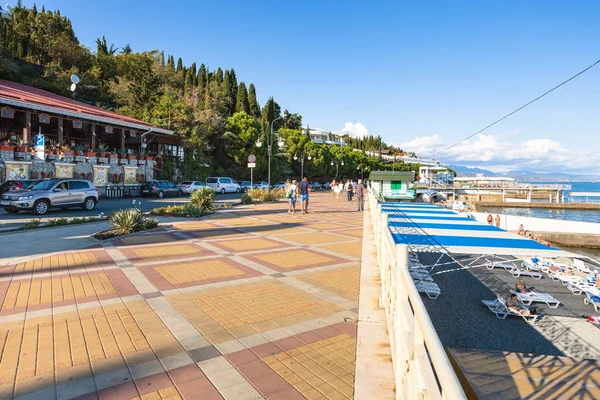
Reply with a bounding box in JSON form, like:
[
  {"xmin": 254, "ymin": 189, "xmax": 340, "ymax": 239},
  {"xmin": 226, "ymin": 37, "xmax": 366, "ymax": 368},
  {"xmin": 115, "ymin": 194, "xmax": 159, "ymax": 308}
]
[
  {"xmin": 582, "ymin": 288, "xmax": 600, "ymax": 312},
  {"xmin": 414, "ymin": 280, "xmax": 440, "ymax": 299},
  {"xmin": 522, "ymin": 258, "xmax": 545, "ymax": 272},
  {"xmin": 510, "ymin": 290, "xmax": 560, "ymax": 308},
  {"xmin": 486, "ymin": 262, "xmax": 516, "ymax": 272},
  {"xmin": 573, "ymin": 259, "xmax": 592, "ymax": 274},
  {"xmin": 409, "ymin": 269, "xmax": 433, "ymax": 281},
  {"xmin": 509, "ymin": 265, "xmax": 543, "ymax": 280},
  {"xmin": 565, "ymin": 283, "xmax": 584, "ymax": 296},
  {"xmin": 482, "ymin": 297, "xmax": 539, "ymax": 323}
]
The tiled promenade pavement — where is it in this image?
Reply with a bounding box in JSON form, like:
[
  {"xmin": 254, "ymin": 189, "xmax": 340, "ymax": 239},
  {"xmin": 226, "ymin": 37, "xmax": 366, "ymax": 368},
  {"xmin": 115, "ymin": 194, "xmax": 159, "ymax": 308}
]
[{"xmin": 0, "ymin": 192, "xmax": 364, "ymax": 399}]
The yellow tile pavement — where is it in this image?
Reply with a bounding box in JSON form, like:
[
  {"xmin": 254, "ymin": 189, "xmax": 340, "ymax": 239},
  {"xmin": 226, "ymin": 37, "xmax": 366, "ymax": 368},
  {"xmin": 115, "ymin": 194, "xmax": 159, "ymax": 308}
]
[
  {"xmin": 264, "ymin": 333, "xmax": 357, "ymax": 399},
  {"xmin": 132, "ymin": 244, "xmax": 204, "ymax": 260},
  {"xmin": 211, "ymin": 238, "xmax": 284, "ymax": 252},
  {"xmin": 283, "ymin": 232, "xmax": 354, "ymax": 245},
  {"xmin": 251, "ymin": 249, "xmax": 339, "ymax": 270},
  {"xmin": 155, "ymin": 259, "xmax": 245, "ymax": 285},
  {"xmin": 13, "ymin": 251, "xmax": 102, "ymax": 274},
  {"xmin": 2, "ymin": 273, "xmax": 116, "ymax": 310},
  {"xmin": 120, "ymin": 234, "xmax": 175, "ymax": 246},
  {"xmin": 297, "ymin": 266, "xmax": 361, "ymax": 301}
]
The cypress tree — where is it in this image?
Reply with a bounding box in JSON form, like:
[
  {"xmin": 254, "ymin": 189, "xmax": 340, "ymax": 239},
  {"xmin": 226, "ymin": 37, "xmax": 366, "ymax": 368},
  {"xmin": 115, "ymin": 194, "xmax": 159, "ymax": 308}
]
[
  {"xmin": 167, "ymin": 55, "xmax": 175, "ymax": 71},
  {"xmin": 190, "ymin": 62, "xmax": 197, "ymax": 85},
  {"xmin": 176, "ymin": 57, "xmax": 183, "ymax": 73},
  {"xmin": 248, "ymin": 83, "xmax": 260, "ymax": 118},
  {"xmin": 197, "ymin": 63, "xmax": 207, "ymax": 102},
  {"xmin": 228, "ymin": 69, "xmax": 238, "ymax": 115},
  {"xmin": 223, "ymin": 70, "xmax": 233, "ymax": 115},
  {"xmin": 160, "ymin": 51, "xmax": 165, "ymax": 66},
  {"xmin": 214, "ymin": 67, "xmax": 223, "ymax": 83},
  {"xmin": 235, "ymin": 82, "xmax": 250, "ymax": 114},
  {"xmin": 185, "ymin": 68, "xmax": 194, "ymax": 93}
]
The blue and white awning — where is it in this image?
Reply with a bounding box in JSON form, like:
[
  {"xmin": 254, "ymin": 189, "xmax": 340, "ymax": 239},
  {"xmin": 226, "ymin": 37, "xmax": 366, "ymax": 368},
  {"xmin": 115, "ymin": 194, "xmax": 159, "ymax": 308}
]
[{"xmin": 382, "ymin": 203, "xmax": 573, "ymax": 257}]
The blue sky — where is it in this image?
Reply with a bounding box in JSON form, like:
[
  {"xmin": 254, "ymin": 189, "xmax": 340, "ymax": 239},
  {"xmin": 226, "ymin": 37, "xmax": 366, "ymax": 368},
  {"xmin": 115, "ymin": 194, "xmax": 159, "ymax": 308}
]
[{"xmin": 19, "ymin": 0, "xmax": 600, "ymax": 173}]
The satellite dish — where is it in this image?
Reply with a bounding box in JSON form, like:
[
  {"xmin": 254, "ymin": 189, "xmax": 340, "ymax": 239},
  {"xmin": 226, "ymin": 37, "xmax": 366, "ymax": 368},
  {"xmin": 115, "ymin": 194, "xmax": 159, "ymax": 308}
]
[
  {"xmin": 71, "ymin": 74, "xmax": 80, "ymax": 84},
  {"xmin": 70, "ymin": 83, "xmax": 77, "ymax": 92}
]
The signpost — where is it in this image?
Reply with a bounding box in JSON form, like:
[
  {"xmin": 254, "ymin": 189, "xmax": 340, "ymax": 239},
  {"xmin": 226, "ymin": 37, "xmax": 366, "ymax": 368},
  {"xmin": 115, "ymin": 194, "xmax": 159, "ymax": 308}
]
[
  {"xmin": 34, "ymin": 131, "xmax": 44, "ymax": 161},
  {"xmin": 248, "ymin": 155, "xmax": 256, "ymax": 188}
]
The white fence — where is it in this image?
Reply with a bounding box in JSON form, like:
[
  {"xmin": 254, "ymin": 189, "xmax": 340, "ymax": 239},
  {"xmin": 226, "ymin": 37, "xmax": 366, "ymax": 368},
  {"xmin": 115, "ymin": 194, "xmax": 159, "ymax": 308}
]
[{"xmin": 368, "ymin": 190, "xmax": 466, "ymax": 400}]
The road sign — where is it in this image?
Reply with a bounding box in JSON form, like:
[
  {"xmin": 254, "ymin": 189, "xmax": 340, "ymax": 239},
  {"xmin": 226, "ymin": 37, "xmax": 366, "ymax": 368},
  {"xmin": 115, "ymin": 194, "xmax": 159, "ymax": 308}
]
[
  {"xmin": 34, "ymin": 134, "xmax": 45, "ymax": 161},
  {"xmin": 248, "ymin": 162, "xmax": 256, "ymax": 168},
  {"xmin": 248, "ymin": 154, "xmax": 256, "ymax": 163}
]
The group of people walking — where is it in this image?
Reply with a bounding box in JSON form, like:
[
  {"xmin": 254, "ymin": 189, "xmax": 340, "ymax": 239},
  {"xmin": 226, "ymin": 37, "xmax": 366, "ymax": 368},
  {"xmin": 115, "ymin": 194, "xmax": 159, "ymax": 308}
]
[
  {"xmin": 331, "ymin": 178, "xmax": 365, "ymax": 211},
  {"xmin": 283, "ymin": 177, "xmax": 367, "ymax": 214}
]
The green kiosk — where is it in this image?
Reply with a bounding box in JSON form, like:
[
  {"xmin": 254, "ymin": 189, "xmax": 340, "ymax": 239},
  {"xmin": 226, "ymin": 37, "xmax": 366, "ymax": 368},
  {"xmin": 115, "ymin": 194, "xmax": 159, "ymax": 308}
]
[{"xmin": 368, "ymin": 171, "xmax": 416, "ymax": 202}]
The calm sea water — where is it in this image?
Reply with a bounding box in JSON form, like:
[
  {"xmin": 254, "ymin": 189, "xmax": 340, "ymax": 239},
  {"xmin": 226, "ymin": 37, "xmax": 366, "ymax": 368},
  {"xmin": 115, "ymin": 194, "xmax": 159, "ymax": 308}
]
[{"xmin": 483, "ymin": 181, "xmax": 600, "ymax": 224}]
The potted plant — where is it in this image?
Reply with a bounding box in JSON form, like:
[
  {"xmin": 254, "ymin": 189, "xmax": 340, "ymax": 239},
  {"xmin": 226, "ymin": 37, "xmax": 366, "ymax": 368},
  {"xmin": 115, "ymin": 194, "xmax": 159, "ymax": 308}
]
[
  {"xmin": 61, "ymin": 144, "xmax": 73, "ymax": 156},
  {"xmin": 85, "ymin": 148, "xmax": 97, "ymax": 157},
  {"xmin": 108, "ymin": 150, "xmax": 118, "ymax": 159},
  {"xmin": 0, "ymin": 140, "xmax": 15, "ymax": 152},
  {"xmin": 73, "ymin": 145, "xmax": 84, "ymax": 156},
  {"xmin": 145, "ymin": 154, "xmax": 153, "ymax": 161},
  {"xmin": 16, "ymin": 139, "xmax": 28, "ymax": 153},
  {"xmin": 117, "ymin": 148, "xmax": 127, "ymax": 159},
  {"xmin": 127, "ymin": 151, "xmax": 137, "ymax": 161},
  {"xmin": 97, "ymin": 144, "xmax": 109, "ymax": 158}
]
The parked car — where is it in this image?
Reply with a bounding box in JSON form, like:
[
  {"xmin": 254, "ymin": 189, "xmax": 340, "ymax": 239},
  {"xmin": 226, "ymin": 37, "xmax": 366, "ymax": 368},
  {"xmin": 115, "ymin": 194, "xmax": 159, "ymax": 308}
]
[
  {"xmin": 240, "ymin": 181, "xmax": 252, "ymax": 192},
  {"xmin": 177, "ymin": 181, "xmax": 209, "ymax": 195},
  {"xmin": 206, "ymin": 177, "xmax": 241, "ymax": 194},
  {"xmin": 0, "ymin": 179, "xmax": 98, "ymax": 215},
  {"xmin": 253, "ymin": 181, "xmax": 270, "ymax": 190},
  {"xmin": 272, "ymin": 182, "xmax": 286, "ymax": 190},
  {"xmin": 141, "ymin": 181, "xmax": 182, "ymax": 198},
  {"xmin": 0, "ymin": 180, "xmax": 37, "ymax": 195}
]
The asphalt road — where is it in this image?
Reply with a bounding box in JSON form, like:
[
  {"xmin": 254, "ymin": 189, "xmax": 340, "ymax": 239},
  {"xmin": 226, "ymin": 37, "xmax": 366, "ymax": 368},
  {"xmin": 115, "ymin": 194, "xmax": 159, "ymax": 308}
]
[{"xmin": 0, "ymin": 192, "xmax": 242, "ymax": 231}]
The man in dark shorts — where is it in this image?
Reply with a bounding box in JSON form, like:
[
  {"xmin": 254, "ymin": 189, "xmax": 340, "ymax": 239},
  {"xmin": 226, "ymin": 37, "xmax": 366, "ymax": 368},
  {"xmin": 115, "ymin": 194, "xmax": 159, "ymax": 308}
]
[{"xmin": 298, "ymin": 176, "xmax": 310, "ymax": 214}]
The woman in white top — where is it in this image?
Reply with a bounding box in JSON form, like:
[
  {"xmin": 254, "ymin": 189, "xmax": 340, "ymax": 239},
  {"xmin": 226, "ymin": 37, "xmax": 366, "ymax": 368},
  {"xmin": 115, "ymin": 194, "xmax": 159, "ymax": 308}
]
[
  {"xmin": 334, "ymin": 181, "xmax": 342, "ymax": 201},
  {"xmin": 288, "ymin": 180, "xmax": 298, "ymax": 214}
]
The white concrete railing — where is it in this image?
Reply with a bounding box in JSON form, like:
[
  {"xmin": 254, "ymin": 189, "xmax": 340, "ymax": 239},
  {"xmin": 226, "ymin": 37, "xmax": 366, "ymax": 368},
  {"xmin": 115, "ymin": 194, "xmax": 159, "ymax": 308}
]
[{"xmin": 368, "ymin": 190, "xmax": 466, "ymax": 400}]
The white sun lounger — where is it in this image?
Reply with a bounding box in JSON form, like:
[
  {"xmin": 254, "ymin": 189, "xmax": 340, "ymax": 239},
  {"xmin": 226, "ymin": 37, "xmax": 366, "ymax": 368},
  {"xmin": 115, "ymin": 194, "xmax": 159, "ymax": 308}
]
[
  {"xmin": 509, "ymin": 265, "xmax": 543, "ymax": 280},
  {"xmin": 409, "ymin": 269, "xmax": 433, "ymax": 281},
  {"xmin": 573, "ymin": 259, "xmax": 592, "ymax": 274},
  {"xmin": 482, "ymin": 297, "xmax": 539, "ymax": 323},
  {"xmin": 486, "ymin": 262, "xmax": 516, "ymax": 272},
  {"xmin": 414, "ymin": 280, "xmax": 441, "ymax": 299},
  {"xmin": 510, "ymin": 290, "xmax": 560, "ymax": 308},
  {"xmin": 521, "ymin": 258, "xmax": 545, "ymax": 272},
  {"xmin": 582, "ymin": 288, "xmax": 600, "ymax": 312}
]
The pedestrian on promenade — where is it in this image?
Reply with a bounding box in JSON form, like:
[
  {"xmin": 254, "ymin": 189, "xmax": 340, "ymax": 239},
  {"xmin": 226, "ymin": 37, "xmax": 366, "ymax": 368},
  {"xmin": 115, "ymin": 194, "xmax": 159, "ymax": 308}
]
[
  {"xmin": 284, "ymin": 179, "xmax": 291, "ymax": 194},
  {"xmin": 345, "ymin": 179, "xmax": 353, "ymax": 202},
  {"xmin": 487, "ymin": 214, "xmax": 493, "ymax": 225},
  {"xmin": 288, "ymin": 179, "xmax": 298, "ymax": 214},
  {"xmin": 334, "ymin": 180, "xmax": 342, "ymax": 201},
  {"xmin": 298, "ymin": 176, "xmax": 310, "ymax": 214},
  {"xmin": 495, "ymin": 214, "xmax": 501, "ymax": 228},
  {"xmin": 355, "ymin": 179, "xmax": 365, "ymax": 211},
  {"xmin": 331, "ymin": 179, "xmax": 337, "ymax": 198}
]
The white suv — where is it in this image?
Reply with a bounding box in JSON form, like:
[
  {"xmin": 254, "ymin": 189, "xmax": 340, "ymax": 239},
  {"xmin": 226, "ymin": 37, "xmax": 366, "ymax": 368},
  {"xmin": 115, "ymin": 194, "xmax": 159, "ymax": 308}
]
[{"xmin": 206, "ymin": 177, "xmax": 241, "ymax": 194}]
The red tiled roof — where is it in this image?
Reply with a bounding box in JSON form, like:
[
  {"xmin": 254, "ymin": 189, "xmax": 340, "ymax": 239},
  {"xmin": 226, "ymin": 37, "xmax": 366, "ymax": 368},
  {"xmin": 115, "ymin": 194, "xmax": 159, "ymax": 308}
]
[{"xmin": 0, "ymin": 79, "xmax": 172, "ymax": 134}]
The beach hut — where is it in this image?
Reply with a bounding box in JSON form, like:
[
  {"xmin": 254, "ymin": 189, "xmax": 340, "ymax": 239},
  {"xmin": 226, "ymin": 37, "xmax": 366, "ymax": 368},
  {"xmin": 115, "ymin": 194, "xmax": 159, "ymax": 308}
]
[{"xmin": 368, "ymin": 171, "xmax": 416, "ymax": 201}]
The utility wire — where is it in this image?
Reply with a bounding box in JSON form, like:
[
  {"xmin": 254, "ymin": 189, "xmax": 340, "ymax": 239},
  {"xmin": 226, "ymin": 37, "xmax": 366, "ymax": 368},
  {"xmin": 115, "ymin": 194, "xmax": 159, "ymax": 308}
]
[{"xmin": 431, "ymin": 58, "xmax": 600, "ymax": 157}]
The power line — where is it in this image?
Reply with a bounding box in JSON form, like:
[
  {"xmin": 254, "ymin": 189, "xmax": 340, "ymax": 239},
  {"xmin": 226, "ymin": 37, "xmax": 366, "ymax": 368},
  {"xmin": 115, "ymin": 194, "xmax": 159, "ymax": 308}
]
[{"xmin": 431, "ymin": 57, "xmax": 600, "ymax": 157}]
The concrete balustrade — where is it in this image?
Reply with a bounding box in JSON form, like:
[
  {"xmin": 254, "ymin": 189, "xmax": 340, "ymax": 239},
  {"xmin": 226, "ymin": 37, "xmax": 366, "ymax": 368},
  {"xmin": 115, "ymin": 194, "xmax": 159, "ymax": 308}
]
[{"xmin": 368, "ymin": 189, "xmax": 466, "ymax": 400}]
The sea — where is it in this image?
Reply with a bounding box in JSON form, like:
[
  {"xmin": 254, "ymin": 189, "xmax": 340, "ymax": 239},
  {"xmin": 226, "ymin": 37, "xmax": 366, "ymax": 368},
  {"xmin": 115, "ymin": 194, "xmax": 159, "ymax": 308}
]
[
  {"xmin": 482, "ymin": 181, "xmax": 600, "ymax": 261},
  {"xmin": 482, "ymin": 181, "xmax": 600, "ymax": 224}
]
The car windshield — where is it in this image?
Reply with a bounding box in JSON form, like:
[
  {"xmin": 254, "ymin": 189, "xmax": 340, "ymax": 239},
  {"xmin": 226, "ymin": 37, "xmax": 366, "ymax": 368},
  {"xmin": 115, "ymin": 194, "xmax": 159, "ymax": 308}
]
[
  {"xmin": 29, "ymin": 180, "xmax": 58, "ymax": 191},
  {"xmin": 181, "ymin": 181, "xmax": 192, "ymax": 185}
]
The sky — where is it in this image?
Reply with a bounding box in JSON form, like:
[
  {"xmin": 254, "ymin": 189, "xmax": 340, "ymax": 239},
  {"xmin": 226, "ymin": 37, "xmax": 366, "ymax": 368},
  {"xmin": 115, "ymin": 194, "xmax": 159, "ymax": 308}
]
[{"xmin": 19, "ymin": 0, "xmax": 600, "ymax": 174}]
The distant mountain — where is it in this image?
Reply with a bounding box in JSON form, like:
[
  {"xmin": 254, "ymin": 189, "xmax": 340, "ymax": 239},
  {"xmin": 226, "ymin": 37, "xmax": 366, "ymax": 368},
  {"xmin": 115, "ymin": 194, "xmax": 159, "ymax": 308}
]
[
  {"xmin": 448, "ymin": 165, "xmax": 600, "ymax": 182},
  {"xmin": 448, "ymin": 165, "xmax": 499, "ymax": 177}
]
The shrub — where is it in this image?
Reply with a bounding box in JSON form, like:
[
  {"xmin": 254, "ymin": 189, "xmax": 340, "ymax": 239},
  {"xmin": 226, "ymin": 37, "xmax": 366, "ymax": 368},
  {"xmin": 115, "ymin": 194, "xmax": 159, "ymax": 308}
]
[
  {"xmin": 144, "ymin": 218, "xmax": 159, "ymax": 230},
  {"xmin": 241, "ymin": 193, "xmax": 253, "ymax": 204},
  {"xmin": 109, "ymin": 208, "xmax": 145, "ymax": 235},
  {"xmin": 247, "ymin": 188, "xmax": 262, "ymax": 199},
  {"xmin": 150, "ymin": 204, "xmax": 205, "ymax": 217},
  {"xmin": 20, "ymin": 218, "xmax": 41, "ymax": 230},
  {"xmin": 70, "ymin": 217, "xmax": 86, "ymax": 224},
  {"xmin": 190, "ymin": 187, "xmax": 215, "ymax": 211}
]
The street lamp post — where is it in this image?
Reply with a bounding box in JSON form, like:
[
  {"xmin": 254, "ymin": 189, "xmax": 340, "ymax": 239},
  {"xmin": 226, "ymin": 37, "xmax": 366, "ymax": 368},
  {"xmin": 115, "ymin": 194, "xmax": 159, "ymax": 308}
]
[
  {"xmin": 256, "ymin": 115, "xmax": 284, "ymax": 194},
  {"xmin": 357, "ymin": 165, "xmax": 366, "ymax": 180},
  {"xmin": 330, "ymin": 158, "xmax": 344, "ymax": 179},
  {"xmin": 294, "ymin": 152, "xmax": 312, "ymax": 180}
]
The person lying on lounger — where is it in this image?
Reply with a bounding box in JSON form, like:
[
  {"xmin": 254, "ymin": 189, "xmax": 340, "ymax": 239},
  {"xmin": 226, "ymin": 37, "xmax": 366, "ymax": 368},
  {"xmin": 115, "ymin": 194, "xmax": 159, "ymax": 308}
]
[{"xmin": 507, "ymin": 293, "xmax": 536, "ymax": 316}]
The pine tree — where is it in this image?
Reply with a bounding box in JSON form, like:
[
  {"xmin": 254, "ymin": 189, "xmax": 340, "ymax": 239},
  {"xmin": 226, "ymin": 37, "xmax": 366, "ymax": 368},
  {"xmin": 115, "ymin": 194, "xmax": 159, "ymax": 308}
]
[
  {"xmin": 248, "ymin": 83, "xmax": 260, "ymax": 118},
  {"xmin": 235, "ymin": 82, "xmax": 250, "ymax": 114},
  {"xmin": 176, "ymin": 57, "xmax": 183, "ymax": 73}
]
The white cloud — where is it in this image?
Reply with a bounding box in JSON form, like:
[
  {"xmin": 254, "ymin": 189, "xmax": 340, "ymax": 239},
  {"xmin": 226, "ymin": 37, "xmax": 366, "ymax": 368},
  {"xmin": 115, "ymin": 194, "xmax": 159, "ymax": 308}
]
[
  {"xmin": 340, "ymin": 122, "xmax": 369, "ymax": 138},
  {"xmin": 402, "ymin": 133, "xmax": 599, "ymax": 173}
]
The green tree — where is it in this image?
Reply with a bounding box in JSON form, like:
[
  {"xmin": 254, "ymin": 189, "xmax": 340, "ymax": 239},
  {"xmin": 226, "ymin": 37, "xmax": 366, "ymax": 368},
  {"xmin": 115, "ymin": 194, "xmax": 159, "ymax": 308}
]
[
  {"xmin": 248, "ymin": 83, "xmax": 260, "ymax": 118},
  {"xmin": 176, "ymin": 57, "xmax": 183, "ymax": 73},
  {"xmin": 283, "ymin": 110, "xmax": 302, "ymax": 130},
  {"xmin": 235, "ymin": 82, "xmax": 250, "ymax": 114}
]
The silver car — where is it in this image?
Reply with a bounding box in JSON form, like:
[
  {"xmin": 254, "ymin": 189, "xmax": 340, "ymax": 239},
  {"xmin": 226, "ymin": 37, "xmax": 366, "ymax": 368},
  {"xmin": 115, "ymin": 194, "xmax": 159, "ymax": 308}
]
[{"xmin": 0, "ymin": 179, "xmax": 99, "ymax": 215}]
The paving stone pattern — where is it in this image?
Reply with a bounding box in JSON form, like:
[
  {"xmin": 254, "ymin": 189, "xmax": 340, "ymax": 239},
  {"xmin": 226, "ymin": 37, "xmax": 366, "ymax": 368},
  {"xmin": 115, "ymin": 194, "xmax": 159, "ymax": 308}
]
[{"xmin": 0, "ymin": 192, "xmax": 364, "ymax": 399}]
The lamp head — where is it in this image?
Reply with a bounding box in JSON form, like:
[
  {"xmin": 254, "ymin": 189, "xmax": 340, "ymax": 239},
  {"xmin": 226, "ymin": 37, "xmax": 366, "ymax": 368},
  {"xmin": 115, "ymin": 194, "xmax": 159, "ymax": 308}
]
[
  {"xmin": 293, "ymin": 155, "xmax": 298, "ymax": 160},
  {"xmin": 307, "ymin": 155, "xmax": 312, "ymax": 160},
  {"xmin": 330, "ymin": 161, "xmax": 334, "ymax": 166},
  {"xmin": 341, "ymin": 161, "xmax": 344, "ymax": 166},
  {"xmin": 277, "ymin": 139, "xmax": 284, "ymax": 147},
  {"xmin": 255, "ymin": 140, "xmax": 262, "ymax": 148}
]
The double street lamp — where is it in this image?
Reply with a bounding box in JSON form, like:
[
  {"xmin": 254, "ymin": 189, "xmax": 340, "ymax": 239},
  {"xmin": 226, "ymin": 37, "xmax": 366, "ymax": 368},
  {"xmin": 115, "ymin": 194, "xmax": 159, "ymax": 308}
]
[
  {"xmin": 294, "ymin": 152, "xmax": 312, "ymax": 180},
  {"xmin": 357, "ymin": 165, "xmax": 367, "ymax": 180},
  {"xmin": 330, "ymin": 158, "xmax": 344, "ymax": 179},
  {"xmin": 256, "ymin": 115, "xmax": 284, "ymax": 193}
]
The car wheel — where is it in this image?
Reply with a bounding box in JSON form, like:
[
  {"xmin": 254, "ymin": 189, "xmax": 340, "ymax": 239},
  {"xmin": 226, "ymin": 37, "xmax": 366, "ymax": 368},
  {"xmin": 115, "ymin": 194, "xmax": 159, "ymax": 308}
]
[
  {"xmin": 158, "ymin": 191, "xmax": 164, "ymax": 199},
  {"xmin": 83, "ymin": 197, "xmax": 97, "ymax": 211},
  {"xmin": 236, "ymin": 188, "xmax": 240, "ymax": 193},
  {"xmin": 5, "ymin": 208, "xmax": 19, "ymax": 214},
  {"xmin": 221, "ymin": 188, "xmax": 225, "ymax": 194},
  {"xmin": 33, "ymin": 199, "xmax": 49, "ymax": 215}
]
